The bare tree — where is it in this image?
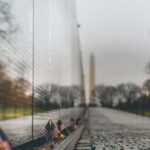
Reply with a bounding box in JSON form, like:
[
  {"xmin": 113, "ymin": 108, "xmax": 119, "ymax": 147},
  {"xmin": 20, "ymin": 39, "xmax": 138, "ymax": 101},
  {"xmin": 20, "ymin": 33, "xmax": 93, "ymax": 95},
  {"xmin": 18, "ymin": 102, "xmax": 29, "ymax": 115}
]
[
  {"xmin": 145, "ymin": 62, "xmax": 150, "ymax": 75},
  {"xmin": 144, "ymin": 62, "xmax": 150, "ymax": 96},
  {"xmin": 143, "ymin": 79, "xmax": 150, "ymax": 96},
  {"xmin": 0, "ymin": 0, "xmax": 17, "ymax": 39}
]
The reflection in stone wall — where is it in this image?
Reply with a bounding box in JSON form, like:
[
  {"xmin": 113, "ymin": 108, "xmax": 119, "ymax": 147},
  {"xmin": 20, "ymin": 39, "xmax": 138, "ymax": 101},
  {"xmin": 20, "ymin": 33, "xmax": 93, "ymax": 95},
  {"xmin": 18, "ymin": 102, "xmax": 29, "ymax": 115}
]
[{"xmin": 0, "ymin": 0, "xmax": 84, "ymax": 147}]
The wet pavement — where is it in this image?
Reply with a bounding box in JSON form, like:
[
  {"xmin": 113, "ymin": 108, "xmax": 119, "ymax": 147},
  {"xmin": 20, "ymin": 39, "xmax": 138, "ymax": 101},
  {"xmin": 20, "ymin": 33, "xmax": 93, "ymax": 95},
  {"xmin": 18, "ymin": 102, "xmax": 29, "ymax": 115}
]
[
  {"xmin": 75, "ymin": 108, "xmax": 150, "ymax": 150},
  {"xmin": 0, "ymin": 108, "xmax": 84, "ymax": 147}
]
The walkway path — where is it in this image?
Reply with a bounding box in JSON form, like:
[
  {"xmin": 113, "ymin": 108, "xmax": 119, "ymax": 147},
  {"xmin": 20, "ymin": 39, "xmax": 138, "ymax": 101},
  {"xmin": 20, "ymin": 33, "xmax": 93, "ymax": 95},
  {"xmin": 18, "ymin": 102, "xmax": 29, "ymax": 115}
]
[{"xmin": 75, "ymin": 108, "xmax": 150, "ymax": 150}]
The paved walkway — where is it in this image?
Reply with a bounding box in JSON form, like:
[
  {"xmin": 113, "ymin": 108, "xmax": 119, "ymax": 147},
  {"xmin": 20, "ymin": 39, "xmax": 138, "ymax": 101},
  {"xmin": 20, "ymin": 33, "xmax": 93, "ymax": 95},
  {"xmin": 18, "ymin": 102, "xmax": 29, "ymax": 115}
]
[{"xmin": 75, "ymin": 108, "xmax": 150, "ymax": 150}]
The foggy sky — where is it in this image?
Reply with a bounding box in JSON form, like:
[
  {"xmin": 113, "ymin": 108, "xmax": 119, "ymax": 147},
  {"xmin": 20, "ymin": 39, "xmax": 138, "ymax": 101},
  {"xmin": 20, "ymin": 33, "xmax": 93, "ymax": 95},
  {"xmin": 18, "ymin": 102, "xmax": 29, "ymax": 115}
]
[
  {"xmin": 76, "ymin": 0, "xmax": 150, "ymax": 86},
  {"xmin": 11, "ymin": 0, "xmax": 150, "ymax": 87}
]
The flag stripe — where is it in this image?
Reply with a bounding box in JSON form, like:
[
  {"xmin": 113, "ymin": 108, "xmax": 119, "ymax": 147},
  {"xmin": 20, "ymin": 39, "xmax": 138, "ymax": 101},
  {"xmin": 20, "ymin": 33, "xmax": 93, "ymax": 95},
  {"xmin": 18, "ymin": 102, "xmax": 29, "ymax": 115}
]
[
  {"xmin": 40, "ymin": 127, "xmax": 50, "ymax": 140},
  {"xmin": 41, "ymin": 128, "xmax": 48, "ymax": 135},
  {"xmin": 53, "ymin": 127, "xmax": 60, "ymax": 136},
  {"xmin": 40, "ymin": 120, "xmax": 61, "ymax": 140}
]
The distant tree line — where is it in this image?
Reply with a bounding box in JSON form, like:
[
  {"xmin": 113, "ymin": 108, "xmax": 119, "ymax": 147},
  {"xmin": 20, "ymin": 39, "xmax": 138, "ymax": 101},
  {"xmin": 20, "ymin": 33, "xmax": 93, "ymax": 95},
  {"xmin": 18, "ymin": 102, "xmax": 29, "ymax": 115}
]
[{"xmin": 96, "ymin": 62, "xmax": 150, "ymax": 116}]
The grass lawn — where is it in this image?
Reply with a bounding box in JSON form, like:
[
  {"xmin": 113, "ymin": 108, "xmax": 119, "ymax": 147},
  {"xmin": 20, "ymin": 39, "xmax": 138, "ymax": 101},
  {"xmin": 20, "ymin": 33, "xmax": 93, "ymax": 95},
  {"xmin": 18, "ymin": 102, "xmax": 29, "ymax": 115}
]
[
  {"xmin": 143, "ymin": 112, "xmax": 150, "ymax": 117},
  {"xmin": 0, "ymin": 108, "xmax": 50, "ymax": 120},
  {"xmin": 0, "ymin": 108, "xmax": 32, "ymax": 120}
]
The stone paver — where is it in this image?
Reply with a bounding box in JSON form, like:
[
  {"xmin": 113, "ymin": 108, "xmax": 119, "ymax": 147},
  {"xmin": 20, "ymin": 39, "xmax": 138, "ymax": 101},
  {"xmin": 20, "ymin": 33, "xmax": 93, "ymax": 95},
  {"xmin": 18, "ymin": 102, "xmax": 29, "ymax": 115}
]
[{"xmin": 75, "ymin": 108, "xmax": 150, "ymax": 150}]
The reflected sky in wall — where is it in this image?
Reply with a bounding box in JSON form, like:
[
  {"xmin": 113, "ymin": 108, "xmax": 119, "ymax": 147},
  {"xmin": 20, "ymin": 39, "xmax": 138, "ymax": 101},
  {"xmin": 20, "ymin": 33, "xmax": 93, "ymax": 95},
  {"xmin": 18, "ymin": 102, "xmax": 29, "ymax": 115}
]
[{"xmin": 8, "ymin": 0, "xmax": 80, "ymax": 87}]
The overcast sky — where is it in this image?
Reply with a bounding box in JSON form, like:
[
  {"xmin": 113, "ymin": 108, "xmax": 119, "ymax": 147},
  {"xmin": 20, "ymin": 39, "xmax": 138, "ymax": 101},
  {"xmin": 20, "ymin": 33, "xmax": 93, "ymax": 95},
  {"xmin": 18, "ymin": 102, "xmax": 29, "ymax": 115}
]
[
  {"xmin": 10, "ymin": 0, "xmax": 150, "ymax": 87},
  {"xmin": 76, "ymin": 0, "xmax": 150, "ymax": 86}
]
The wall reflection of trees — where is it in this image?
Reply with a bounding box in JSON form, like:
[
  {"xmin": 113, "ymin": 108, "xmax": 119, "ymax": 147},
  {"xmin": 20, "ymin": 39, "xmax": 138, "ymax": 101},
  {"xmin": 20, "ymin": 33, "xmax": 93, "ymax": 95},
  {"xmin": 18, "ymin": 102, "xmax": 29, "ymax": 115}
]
[
  {"xmin": 0, "ymin": 61, "xmax": 31, "ymax": 120},
  {"xmin": 35, "ymin": 84, "xmax": 80, "ymax": 110},
  {"xmin": 0, "ymin": 61, "xmax": 80, "ymax": 120}
]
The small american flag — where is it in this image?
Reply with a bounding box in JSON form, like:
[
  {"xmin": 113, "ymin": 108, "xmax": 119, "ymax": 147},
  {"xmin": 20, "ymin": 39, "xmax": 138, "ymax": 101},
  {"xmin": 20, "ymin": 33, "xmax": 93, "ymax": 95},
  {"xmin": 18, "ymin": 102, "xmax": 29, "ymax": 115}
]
[
  {"xmin": 41, "ymin": 119, "xmax": 60, "ymax": 141},
  {"xmin": 53, "ymin": 127, "xmax": 60, "ymax": 137},
  {"xmin": 56, "ymin": 120, "xmax": 70, "ymax": 137}
]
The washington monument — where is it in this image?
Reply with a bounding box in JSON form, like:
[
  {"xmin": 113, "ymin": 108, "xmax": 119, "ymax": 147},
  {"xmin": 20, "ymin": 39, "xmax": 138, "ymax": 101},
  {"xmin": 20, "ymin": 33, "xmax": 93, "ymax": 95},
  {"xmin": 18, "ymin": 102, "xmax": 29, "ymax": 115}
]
[{"xmin": 89, "ymin": 53, "xmax": 96, "ymax": 106}]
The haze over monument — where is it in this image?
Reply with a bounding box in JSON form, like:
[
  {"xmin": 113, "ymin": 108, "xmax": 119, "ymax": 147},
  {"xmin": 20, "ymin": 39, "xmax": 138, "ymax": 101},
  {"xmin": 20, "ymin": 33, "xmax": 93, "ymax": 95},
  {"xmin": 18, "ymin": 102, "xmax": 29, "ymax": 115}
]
[{"xmin": 76, "ymin": 0, "xmax": 150, "ymax": 86}]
